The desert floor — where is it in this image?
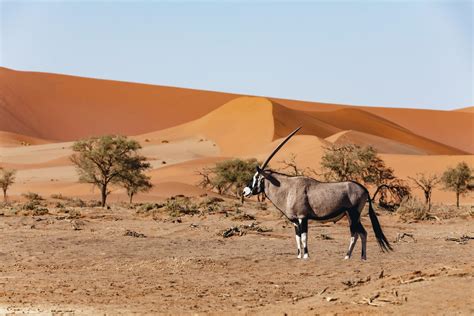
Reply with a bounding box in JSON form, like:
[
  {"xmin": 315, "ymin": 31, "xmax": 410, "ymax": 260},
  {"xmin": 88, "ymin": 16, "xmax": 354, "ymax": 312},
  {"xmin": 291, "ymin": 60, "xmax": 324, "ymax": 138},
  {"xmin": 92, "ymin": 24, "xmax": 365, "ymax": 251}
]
[{"xmin": 0, "ymin": 197, "xmax": 472, "ymax": 315}]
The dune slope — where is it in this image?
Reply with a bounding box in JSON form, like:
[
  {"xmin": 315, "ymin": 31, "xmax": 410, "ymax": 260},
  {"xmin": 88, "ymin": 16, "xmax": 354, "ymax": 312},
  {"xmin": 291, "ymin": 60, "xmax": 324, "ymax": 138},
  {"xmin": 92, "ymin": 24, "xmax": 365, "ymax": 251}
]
[
  {"xmin": 0, "ymin": 67, "xmax": 237, "ymax": 141},
  {"xmin": 272, "ymin": 103, "xmax": 467, "ymax": 155}
]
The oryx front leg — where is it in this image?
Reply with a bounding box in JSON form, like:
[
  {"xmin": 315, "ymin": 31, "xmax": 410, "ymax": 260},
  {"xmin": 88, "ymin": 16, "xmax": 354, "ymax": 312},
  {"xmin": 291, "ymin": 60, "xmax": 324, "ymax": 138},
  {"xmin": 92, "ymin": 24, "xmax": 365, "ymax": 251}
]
[
  {"xmin": 300, "ymin": 218, "xmax": 309, "ymax": 259},
  {"xmin": 293, "ymin": 221, "xmax": 302, "ymax": 259}
]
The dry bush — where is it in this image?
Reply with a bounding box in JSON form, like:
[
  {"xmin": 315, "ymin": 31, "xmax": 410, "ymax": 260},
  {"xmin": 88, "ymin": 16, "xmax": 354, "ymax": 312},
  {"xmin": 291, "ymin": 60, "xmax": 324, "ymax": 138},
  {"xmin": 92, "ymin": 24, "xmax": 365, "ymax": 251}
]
[
  {"xmin": 23, "ymin": 192, "xmax": 43, "ymax": 202},
  {"xmin": 429, "ymin": 204, "xmax": 473, "ymax": 220},
  {"xmin": 21, "ymin": 192, "xmax": 46, "ymax": 212},
  {"xmin": 165, "ymin": 196, "xmax": 200, "ymax": 217},
  {"xmin": 396, "ymin": 197, "xmax": 431, "ymax": 222},
  {"xmin": 50, "ymin": 193, "xmax": 66, "ymax": 200},
  {"xmin": 198, "ymin": 196, "xmax": 224, "ymax": 213}
]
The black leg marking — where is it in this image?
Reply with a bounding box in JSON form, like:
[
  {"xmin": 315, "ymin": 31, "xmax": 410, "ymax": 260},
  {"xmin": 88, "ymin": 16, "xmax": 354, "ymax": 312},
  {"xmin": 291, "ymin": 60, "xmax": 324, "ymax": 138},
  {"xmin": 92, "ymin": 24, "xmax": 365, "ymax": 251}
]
[{"xmin": 293, "ymin": 220, "xmax": 302, "ymax": 258}]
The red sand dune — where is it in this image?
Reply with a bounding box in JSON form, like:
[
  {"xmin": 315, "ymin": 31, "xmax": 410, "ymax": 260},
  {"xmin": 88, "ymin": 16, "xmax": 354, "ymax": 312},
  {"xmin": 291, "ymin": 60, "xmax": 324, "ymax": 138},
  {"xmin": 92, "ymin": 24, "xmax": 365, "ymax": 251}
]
[
  {"xmin": 272, "ymin": 103, "xmax": 467, "ymax": 155},
  {"xmin": 1, "ymin": 68, "xmax": 473, "ymax": 204},
  {"xmin": 453, "ymin": 106, "xmax": 474, "ymax": 113},
  {"xmin": 0, "ymin": 67, "xmax": 237, "ymax": 141},
  {"xmin": 273, "ymin": 99, "xmax": 474, "ymax": 154},
  {"xmin": 1, "ymin": 67, "xmax": 472, "ymax": 153},
  {"xmin": 325, "ymin": 130, "xmax": 427, "ymax": 155},
  {"xmin": 137, "ymin": 97, "xmax": 274, "ymax": 156}
]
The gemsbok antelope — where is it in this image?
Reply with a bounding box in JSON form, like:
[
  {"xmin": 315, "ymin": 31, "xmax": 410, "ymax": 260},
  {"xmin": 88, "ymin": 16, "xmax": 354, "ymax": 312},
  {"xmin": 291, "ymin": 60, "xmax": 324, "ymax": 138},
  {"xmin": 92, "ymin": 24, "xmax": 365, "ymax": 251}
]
[{"xmin": 242, "ymin": 127, "xmax": 392, "ymax": 260}]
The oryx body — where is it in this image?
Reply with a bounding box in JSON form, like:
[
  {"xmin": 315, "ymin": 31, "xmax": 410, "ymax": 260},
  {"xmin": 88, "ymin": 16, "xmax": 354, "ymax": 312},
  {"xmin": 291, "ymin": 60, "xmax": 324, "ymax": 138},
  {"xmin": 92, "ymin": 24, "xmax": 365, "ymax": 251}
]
[{"xmin": 242, "ymin": 127, "xmax": 392, "ymax": 260}]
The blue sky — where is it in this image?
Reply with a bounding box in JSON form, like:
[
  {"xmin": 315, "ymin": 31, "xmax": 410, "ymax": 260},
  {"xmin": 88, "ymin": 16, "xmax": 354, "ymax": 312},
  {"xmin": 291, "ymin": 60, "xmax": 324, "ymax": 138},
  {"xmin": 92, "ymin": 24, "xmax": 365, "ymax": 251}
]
[{"xmin": 1, "ymin": 0, "xmax": 472, "ymax": 110}]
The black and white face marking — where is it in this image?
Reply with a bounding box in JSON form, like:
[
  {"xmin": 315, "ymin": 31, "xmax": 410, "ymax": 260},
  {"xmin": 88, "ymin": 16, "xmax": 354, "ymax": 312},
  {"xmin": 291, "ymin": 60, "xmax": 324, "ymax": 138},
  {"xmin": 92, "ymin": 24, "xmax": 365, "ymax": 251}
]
[{"xmin": 242, "ymin": 171, "xmax": 263, "ymax": 197}]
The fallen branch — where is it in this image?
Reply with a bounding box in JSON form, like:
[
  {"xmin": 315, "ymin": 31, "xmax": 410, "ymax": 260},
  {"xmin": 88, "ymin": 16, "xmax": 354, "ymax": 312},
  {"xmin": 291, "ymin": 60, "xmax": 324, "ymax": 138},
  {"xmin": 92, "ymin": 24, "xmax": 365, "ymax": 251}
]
[
  {"xmin": 124, "ymin": 230, "xmax": 146, "ymax": 238},
  {"xmin": 445, "ymin": 234, "xmax": 474, "ymax": 245},
  {"xmin": 395, "ymin": 232, "xmax": 416, "ymax": 243},
  {"xmin": 400, "ymin": 276, "xmax": 425, "ymax": 284},
  {"xmin": 318, "ymin": 287, "xmax": 328, "ymax": 295}
]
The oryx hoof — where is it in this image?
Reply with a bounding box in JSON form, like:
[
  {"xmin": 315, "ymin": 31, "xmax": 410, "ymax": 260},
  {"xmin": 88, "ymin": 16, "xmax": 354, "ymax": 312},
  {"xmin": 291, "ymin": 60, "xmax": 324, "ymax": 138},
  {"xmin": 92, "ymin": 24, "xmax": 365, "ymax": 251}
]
[
  {"xmin": 361, "ymin": 256, "xmax": 367, "ymax": 261},
  {"xmin": 344, "ymin": 255, "xmax": 350, "ymax": 260},
  {"xmin": 303, "ymin": 253, "xmax": 309, "ymax": 259},
  {"xmin": 297, "ymin": 254, "xmax": 302, "ymax": 259}
]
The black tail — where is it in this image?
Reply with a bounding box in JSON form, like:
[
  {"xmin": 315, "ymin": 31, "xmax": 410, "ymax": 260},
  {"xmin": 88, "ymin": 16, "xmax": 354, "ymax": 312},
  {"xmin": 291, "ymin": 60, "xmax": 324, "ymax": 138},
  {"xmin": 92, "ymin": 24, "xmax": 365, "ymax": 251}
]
[
  {"xmin": 367, "ymin": 197, "xmax": 393, "ymax": 252},
  {"xmin": 350, "ymin": 181, "xmax": 393, "ymax": 252}
]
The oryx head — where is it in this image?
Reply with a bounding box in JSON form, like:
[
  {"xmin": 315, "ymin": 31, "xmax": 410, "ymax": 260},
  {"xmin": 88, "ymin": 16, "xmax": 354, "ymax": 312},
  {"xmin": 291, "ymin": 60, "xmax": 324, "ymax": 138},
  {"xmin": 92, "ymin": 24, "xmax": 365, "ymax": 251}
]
[{"xmin": 242, "ymin": 127, "xmax": 301, "ymax": 198}]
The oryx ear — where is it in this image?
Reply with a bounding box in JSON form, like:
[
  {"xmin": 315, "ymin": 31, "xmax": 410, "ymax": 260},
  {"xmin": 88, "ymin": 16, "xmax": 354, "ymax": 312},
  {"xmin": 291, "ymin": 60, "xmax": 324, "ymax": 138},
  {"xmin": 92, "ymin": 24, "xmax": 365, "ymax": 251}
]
[{"xmin": 256, "ymin": 167, "xmax": 272, "ymax": 181}]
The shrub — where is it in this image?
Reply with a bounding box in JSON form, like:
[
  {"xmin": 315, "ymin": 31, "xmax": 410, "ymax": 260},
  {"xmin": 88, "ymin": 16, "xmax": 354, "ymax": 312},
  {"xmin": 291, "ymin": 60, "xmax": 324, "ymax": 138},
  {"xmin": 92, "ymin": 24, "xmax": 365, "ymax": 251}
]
[
  {"xmin": 51, "ymin": 193, "xmax": 66, "ymax": 200},
  {"xmin": 21, "ymin": 192, "xmax": 44, "ymax": 211},
  {"xmin": 22, "ymin": 192, "xmax": 43, "ymax": 202},
  {"xmin": 396, "ymin": 197, "xmax": 431, "ymax": 222},
  {"xmin": 164, "ymin": 196, "xmax": 199, "ymax": 217},
  {"xmin": 197, "ymin": 158, "xmax": 261, "ymax": 197}
]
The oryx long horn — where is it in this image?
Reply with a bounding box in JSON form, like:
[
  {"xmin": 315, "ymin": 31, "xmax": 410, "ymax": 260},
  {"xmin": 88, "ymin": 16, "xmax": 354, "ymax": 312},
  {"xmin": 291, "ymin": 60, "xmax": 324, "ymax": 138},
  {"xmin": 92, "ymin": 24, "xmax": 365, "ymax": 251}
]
[{"xmin": 260, "ymin": 126, "xmax": 302, "ymax": 170}]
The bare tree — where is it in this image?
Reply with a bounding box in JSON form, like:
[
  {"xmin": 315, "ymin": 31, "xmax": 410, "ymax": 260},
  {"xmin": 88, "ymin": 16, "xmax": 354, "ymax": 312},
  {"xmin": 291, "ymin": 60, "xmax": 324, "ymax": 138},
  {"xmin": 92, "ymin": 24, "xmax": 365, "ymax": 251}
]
[
  {"xmin": 278, "ymin": 153, "xmax": 317, "ymax": 177},
  {"xmin": 0, "ymin": 168, "xmax": 16, "ymax": 202},
  {"xmin": 408, "ymin": 173, "xmax": 440, "ymax": 210}
]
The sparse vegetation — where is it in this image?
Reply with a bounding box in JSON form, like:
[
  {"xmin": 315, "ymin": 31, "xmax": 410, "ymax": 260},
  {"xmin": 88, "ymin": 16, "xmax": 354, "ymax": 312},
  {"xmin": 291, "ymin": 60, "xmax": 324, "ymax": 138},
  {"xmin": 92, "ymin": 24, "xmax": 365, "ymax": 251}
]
[
  {"xmin": 164, "ymin": 196, "xmax": 200, "ymax": 217},
  {"xmin": 441, "ymin": 162, "xmax": 473, "ymax": 208},
  {"xmin": 0, "ymin": 168, "xmax": 16, "ymax": 202},
  {"xmin": 396, "ymin": 197, "xmax": 431, "ymax": 222},
  {"xmin": 21, "ymin": 192, "xmax": 48, "ymax": 215},
  {"xmin": 70, "ymin": 135, "xmax": 151, "ymax": 207},
  {"xmin": 197, "ymin": 158, "xmax": 261, "ymax": 198}
]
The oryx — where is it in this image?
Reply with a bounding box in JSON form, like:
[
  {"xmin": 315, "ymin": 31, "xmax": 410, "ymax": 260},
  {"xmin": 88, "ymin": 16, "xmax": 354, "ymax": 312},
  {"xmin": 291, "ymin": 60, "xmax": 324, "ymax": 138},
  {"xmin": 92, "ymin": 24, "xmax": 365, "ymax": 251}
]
[{"xmin": 242, "ymin": 127, "xmax": 392, "ymax": 260}]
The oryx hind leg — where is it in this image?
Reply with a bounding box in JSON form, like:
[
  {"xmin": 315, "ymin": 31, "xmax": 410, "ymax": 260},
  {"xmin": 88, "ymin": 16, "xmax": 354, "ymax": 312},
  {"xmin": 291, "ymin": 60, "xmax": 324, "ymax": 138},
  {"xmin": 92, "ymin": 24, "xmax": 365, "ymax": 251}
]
[
  {"xmin": 293, "ymin": 220, "xmax": 302, "ymax": 259},
  {"xmin": 356, "ymin": 198, "xmax": 369, "ymax": 260},
  {"xmin": 344, "ymin": 208, "xmax": 364, "ymax": 260},
  {"xmin": 352, "ymin": 199, "xmax": 369, "ymax": 260},
  {"xmin": 344, "ymin": 225, "xmax": 359, "ymax": 260}
]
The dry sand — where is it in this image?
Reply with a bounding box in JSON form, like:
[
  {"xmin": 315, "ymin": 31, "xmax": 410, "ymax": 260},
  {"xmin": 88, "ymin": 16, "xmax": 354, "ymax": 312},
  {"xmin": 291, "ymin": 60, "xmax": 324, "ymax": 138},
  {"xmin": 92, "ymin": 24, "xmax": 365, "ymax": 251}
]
[{"xmin": 0, "ymin": 199, "xmax": 472, "ymax": 315}]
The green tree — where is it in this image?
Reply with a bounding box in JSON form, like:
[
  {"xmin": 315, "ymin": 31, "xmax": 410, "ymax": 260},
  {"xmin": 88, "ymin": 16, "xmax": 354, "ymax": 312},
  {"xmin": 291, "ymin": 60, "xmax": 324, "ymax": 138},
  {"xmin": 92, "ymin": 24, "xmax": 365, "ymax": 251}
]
[
  {"xmin": 120, "ymin": 168, "xmax": 153, "ymax": 204},
  {"xmin": 0, "ymin": 168, "xmax": 16, "ymax": 202},
  {"xmin": 321, "ymin": 144, "xmax": 410, "ymax": 206},
  {"xmin": 198, "ymin": 158, "xmax": 260, "ymax": 198},
  {"xmin": 70, "ymin": 135, "xmax": 150, "ymax": 207},
  {"xmin": 441, "ymin": 162, "xmax": 473, "ymax": 208}
]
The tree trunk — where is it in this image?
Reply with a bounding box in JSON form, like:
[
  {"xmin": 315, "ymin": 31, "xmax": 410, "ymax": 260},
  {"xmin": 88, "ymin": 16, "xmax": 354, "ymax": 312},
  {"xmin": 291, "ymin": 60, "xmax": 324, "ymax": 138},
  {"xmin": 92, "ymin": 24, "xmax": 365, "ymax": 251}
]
[
  {"xmin": 456, "ymin": 191, "xmax": 460, "ymax": 208},
  {"xmin": 3, "ymin": 189, "xmax": 6, "ymax": 202},
  {"xmin": 426, "ymin": 191, "xmax": 431, "ymax": 211},
  {"xmin": 129, "ymin": 193, "xmax": 133, "ymax": 205},
  {"xmin": 101, "ymin": 184, "xmax": 107, "ymax": 208}
]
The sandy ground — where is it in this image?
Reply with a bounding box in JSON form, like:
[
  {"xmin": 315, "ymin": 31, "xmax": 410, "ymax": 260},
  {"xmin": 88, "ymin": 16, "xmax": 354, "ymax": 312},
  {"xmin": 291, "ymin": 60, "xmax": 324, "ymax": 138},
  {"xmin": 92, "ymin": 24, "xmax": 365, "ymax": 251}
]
[{"xmin": 0, "ymin": 198, "xmax": 472, "ymax": 315}]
